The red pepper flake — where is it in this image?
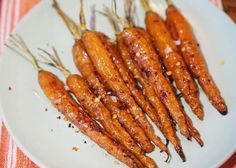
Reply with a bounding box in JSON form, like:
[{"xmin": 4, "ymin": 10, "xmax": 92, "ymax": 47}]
[
  {"xmin": 8, "ymin": 86, "xmax": 12, "ymax": 91},
  {"xmin": 57, "ymin": 116, "xmax": 61, "ymax": 119},
  {"xmin": 72, "ymin": 146, "xmax": 79, "ymax": 151}
]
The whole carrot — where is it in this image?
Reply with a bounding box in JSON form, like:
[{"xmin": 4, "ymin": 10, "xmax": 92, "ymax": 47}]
[
  {"xmin": 72, "ymin": 39, "xmax": 154, "ymax": 155},
  {"xmin": 141, "ymin": 0, "xmax": 204, "ymax": 120},
  {"xmin": 52, "ymin": 1, "xmax": 160, "ymax": 167},
  {"xmin": 6, "ymin": 35, "xmax": 143, "ymax": 168},
  {"xmin": 165, "ymin": 1, "xmax": 227, "ymax": 115},
  {"xmin": 82, "ymin": 30, "xmax": 167, "ymax": 153},
  {"xmin": 39, "ymin": 48, "xmax": 157, "ymax": 168},
  {"xmin": 117, "ymin": 34, "xmax": 186, "ymax": 161},
  {"xmin": 121, "ymin": 27, "xmax": 203, "ymax": 146},
  {"xmin": 52, "ymin": 0, "xmax": 154, "ymax": 154}
]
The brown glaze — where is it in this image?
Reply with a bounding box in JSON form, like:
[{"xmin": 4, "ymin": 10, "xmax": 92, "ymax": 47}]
[
  {"xmin": 72, "ymin": 39, "xmax": 153, "ymax": 155},
  {"xmin": 145, "ymin": 11, "xmax": 204, "ymax": 120},
  {"xmin": 38, "ymin": 70, "xmax": 142, "ymax": 168},
  {"xmin": 66, "ymin": 74, "xmax": 157, "ymax": 168},
  {"xmin": 96, "ymin": 32, "xmax": 168, "ymax": 154},
  {"xmin": 82, "ymin": 30, "xmax": 167, "ymax": 153},
  {"xmin": 117, "ymin": 34, "xmax": 186, "ymax": 161},
  {"xmin": 166, "ymin": 5, "xmax": 227, "ymax": 114},
  {"xmin": 120, "ymin": 27, "xmax": 190, "ymax": 139}
]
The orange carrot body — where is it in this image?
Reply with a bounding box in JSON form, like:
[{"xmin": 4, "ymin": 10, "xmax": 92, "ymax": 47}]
[
  {"xmin": 66, "ymin": 74, "xmax": 157, "ymax": 168},
  {"xmin": 145, "ymin": 11, "xmax": 204, "ymax": 120},
  {"xmin": 120, "ymin": 27, "xmax": 190, "ymax": 139},
  {"xmin": 72, "ymin": 39, "xmax": 153, "ymax": 153},
  {"xmin": 117, "ymin": 34, "xmax": 186, "ymax": 161},
  {"xmin": 38, "ymin": 70, "xmax": 142, "ymax": 168},
  {"xmin": 82, "ymin": 31, "xmax": 166, "ymax": 153},
  {"xmin": 166, "ymin": 5, "xmax": 227, "ymax": 114}
]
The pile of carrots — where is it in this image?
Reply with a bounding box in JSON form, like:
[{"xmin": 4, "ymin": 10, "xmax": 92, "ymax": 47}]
[{"xmin": 6, "ymin": 0, "xmax": 227, "ymax": 167}]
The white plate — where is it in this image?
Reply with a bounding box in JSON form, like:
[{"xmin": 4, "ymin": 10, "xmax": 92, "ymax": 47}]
[{"xmin": 0, "ymin": 0, "xmax": 236, "ymax": 167}]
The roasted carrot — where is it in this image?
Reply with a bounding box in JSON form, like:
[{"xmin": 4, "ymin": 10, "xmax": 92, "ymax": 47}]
[
  {"xmin": 52, "ymin": 0, "xmax": 155, "ymax": 154},
  {"xmin": 97, "ymin": 32, "xmax": 162, "ymax": 132},
  {"xmin": 6, "ymin": 35, "xmax": 143, "ymax": 168},
  {"xmin": 121, "ymin": 27, "xmax": 204, "ymax": 146},
  {"xmin": 39, "ymin": 49, "xmax": 157, "ymax": 168},
  {"xmin": 83, "ymin": 30, "xmax": 169, "ymax": 153},
  {"xmin": 141, "ymin": 0, "xmax": 204, "ymax": 120},
  {"xmin": 72, "ymin": 40, "xmax": 154, "ymax": 155},
  {"xmin": 165, "ymin": 2, "xmax": 227, "ymax": 114},
  {"xmin": 117, "ymin": 34, "xmax": 186, "ymax": 161},
  {"xmin": 78, "ymin": 0, "xmax": 167, "ymax": 154}
]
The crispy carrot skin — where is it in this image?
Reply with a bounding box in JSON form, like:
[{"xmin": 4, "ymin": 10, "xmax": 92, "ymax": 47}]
[
  {"xmin": 67, "ymin": 74, "xmax": 157, "ymax": 168},
  {"xmin": 145, "ymin": 11, "xmax": 204, "ymax": 120},
  {"xmin": 120, "ymin": 27, "xmax": 190, "ymax": 139},
  {"xmin": 38, "ymin": 70, "xmax": 141, "ymax": 168},
  {"xmin": 117, "ymin": 35, "xmax": 186, "ymax": 161},
  {"xmin": 82, "ymin": 30, "xmax": 168, "ymax": 153},
  {"xmin": 72, "ymin": 39, "xmax": 152, "ymax": 155},
  {"xmin": 133, "ymin": 27, "xmax": 204, "ymax": 146},
  {"xmin": 166, "ymin": 5, "xmax": 227, "ymax": 114},
  {"xmin": 97, "ymin": 33, "xmax": 163, "ymax": 131},
  {"xmin": 97, "ymin": 33, "xmax": 170, "ymax": 154}
]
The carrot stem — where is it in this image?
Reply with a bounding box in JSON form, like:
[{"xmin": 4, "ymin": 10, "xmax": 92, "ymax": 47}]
[
  {"xmin": 38, "ymin": 47, "xmax": 71, "ymax": 78},
  {"xmin": 79, "ymin": 0, "xmax": 87, "ymax": 31},
  {"xmin": 140, "ymin": 0, "xmax": 151, "ymax": 12},
  {"xmin": 6, "ymin": 34, "xmax": 42, "ymax": 72},
  {"xmin": 52, "ymin": 0, "xmax": 81, "ymax": 39}
]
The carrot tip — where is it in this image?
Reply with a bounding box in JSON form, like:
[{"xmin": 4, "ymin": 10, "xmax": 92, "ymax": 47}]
[
  {"xmin": 220, "ymin": 110, "xmax": 228, "ymax": 116},
  {"xmin": 175, "ymin": 146, "xmax": 186, "ymax": 162}
]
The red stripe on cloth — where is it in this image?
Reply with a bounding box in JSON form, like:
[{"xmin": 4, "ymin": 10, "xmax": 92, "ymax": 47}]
[
  {"xmin": 0, "ymin": 126, "xmax": 10, "ymax": 168},
  {"xmin": 0, "ymin": 0, "xmax": 41, "ymax": 167},
  {"xmin": 16, "ymin": 149, "xmax": 39, "ymax": 168}
]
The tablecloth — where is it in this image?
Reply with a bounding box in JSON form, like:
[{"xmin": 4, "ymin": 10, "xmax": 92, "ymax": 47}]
[{"xmin": 0, "ymin": 0, "xmax": 234, "ymax": 167}]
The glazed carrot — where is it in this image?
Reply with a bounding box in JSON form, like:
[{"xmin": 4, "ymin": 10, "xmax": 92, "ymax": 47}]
[
  {"xmin": 82, "ymin": 31, "xmax": 170, "ymax": 153},
  {"xmin": 39, "ymin": 48, "xmax": 157, "ymax": 168},
  {"xmin": 120, "ymin": 27, "xmax": 190, "ymax": 138},
  {"xmin": 165, "ymin": 3, "xmax": 227, "ymax": 114},
  {"xmin": 52, "ymin": 0, "xmax": 155, "ymax": 155},
  {"xmin": 135, "ymin": 27, "xmax": 204, "ymax": 145},
  {"xmin": 6, "ymin": 35, "xmax": 143, "ymax": 168},
  {"xmin": 122, "ymin": 27, "xmax": 204, "ymax": 146},
  {"xmin": 72, "ymin": 40, "xmax": 153, "ymax": 154},
  {"xmin": 117, "ymin": 34, "xmax": 186, "ymax": 161},
  {"xmin": 97, "ymin": 32, "xmax": 163, "ymax": 131},
  {"xmin": 141, "ymin": 0, "xmax": 204, "ymax": 120},
  {"xmin": 79, "ymin": 0, "xmax": 166, "ymax": 154}
]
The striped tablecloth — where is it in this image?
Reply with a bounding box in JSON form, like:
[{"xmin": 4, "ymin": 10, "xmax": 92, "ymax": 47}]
[{"xmin": 0, "ymin": 0, "xmax": 234, "ymax": 167}]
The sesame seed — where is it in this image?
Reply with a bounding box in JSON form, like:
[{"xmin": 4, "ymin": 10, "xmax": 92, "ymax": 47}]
[
  {"xmin": 176, "ymin": 62, "xmax": 181, "ymax": 66},
  {"xmin": 112, "ymin": 114, "xmax": 118, "ymax": 119},
  {"xmin": 166, "ymin": 71, "xmax": 172, "ymax": 76},
  {"xmin": 94, "ymin": 97, "xmax": 100, "ymax": 103},
  {"xmin": 136, "ymin": 52, "xmax": 141, "ymax": 57}
]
